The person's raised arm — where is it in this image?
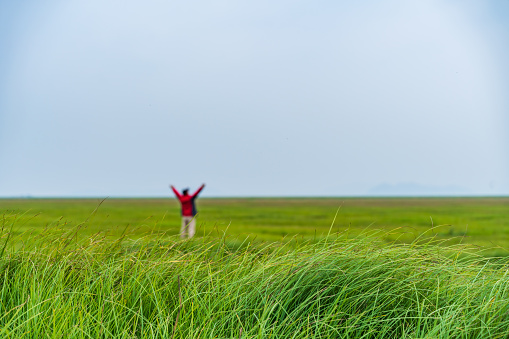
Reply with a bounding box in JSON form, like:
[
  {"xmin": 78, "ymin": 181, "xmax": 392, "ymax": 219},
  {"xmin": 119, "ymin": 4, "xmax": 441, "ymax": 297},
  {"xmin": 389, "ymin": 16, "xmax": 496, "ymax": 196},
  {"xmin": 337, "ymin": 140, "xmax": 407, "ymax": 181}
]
[
  {"xmin": 170, "ymin": 185, "xmax": 182, "ymax": 198},
  {"xmin": 192, "ymin": 183, "xmax": 205, "ymax": 198}
]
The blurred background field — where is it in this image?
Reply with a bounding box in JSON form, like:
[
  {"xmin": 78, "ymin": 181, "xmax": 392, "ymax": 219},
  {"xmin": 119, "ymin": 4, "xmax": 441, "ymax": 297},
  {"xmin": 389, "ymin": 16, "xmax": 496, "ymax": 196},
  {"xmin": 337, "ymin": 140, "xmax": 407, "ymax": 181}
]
[{"xmin": 2, "ymin": 197, "xmax": 509, "ymax": 255}]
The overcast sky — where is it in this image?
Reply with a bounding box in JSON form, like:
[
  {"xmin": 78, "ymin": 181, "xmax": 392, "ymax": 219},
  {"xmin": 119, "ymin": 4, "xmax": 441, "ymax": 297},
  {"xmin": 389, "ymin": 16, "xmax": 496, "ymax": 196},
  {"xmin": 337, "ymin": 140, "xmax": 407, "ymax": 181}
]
[{"xmin": 1, "ymin": 0, "xmax": 508, "ymax": 197}]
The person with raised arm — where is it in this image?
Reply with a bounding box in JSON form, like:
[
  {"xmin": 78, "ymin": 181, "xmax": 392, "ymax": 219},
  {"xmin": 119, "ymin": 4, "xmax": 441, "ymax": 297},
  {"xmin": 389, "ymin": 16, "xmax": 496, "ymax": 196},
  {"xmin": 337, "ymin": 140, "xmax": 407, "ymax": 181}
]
[{"xmin": 170, "ymin": 184, "xmax": 205, "ymax": 239}]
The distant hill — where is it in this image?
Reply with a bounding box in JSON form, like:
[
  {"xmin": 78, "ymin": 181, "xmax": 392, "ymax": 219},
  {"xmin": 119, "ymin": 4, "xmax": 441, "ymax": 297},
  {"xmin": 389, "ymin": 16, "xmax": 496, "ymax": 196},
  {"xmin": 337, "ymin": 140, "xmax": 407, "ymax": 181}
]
[{"xmin": 368, "ymin": 182, "xmax": 470, "ymax": 196}]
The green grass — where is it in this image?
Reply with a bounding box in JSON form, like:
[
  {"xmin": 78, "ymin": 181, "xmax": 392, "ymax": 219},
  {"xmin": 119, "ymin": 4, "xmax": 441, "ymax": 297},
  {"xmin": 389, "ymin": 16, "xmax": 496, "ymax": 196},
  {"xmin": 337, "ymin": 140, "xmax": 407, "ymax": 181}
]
[
  {"xmin": 2, "ymin": 198, "xmax": 509, "ymax": 337},
  {"xmin": 0, "ymin": 225, "xmax": 508, "ymax": 338},
  {"xmin": 2, "ymin": 197, "xmax": 509, "ymax": 254}
]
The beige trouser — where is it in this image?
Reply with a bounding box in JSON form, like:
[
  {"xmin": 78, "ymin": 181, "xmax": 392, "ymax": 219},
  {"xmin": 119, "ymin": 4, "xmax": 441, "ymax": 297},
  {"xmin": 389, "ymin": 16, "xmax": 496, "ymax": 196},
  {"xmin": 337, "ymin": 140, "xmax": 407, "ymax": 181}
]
[{"xmin": 180, "ymin": 216, "xmax": 196, "ymax": 239}]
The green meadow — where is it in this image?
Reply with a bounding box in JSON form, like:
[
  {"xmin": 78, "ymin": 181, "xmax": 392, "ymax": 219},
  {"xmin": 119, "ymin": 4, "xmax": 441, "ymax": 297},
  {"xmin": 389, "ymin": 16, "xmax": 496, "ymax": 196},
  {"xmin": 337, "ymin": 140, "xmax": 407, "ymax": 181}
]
[
  {"xmin": 2, "ymin": 197, "xmax": 509, "ymax": 338},
  {"xmin": 2, "ymin": 197, "xmax": 509, "ymax": 253}
]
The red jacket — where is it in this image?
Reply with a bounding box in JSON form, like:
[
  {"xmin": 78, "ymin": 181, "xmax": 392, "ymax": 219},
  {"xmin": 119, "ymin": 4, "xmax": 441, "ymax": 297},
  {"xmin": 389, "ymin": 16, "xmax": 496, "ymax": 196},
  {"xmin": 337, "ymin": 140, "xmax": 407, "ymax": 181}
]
[{"xmin": 171, "ymin": 185, "xmax": 205, "ymax": 216}]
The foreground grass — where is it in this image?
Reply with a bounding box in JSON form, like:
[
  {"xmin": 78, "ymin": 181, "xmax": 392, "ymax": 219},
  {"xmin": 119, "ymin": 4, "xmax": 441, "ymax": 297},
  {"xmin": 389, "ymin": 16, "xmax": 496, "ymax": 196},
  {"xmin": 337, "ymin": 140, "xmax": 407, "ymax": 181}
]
[{"xmin": 0, "ymin": 222, "xmax": 509, "ymax": 338}]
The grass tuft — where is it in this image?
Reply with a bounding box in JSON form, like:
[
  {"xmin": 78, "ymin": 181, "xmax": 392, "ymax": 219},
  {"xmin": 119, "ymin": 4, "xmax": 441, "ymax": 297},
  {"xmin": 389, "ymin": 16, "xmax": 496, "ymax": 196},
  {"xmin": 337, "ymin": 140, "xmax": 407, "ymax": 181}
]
[{"xmin": 0, "ymin": 220, "xmax": 508, "ymax": 338}]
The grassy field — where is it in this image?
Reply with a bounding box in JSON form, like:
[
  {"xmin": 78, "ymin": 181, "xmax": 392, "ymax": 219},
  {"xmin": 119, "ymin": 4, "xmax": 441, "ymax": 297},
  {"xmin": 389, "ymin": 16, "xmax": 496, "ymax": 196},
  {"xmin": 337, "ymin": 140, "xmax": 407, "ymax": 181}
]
[
  {"xmin": 2, "ymin": 197, "xmax": 509, "ymax": 254},
  {"xmin": 1, "ymin": 197, "xmax": 509, "ymax": 337},
  {"xmin": 0, "ymin": 222, "xmax": 509, "ymax": 337}
]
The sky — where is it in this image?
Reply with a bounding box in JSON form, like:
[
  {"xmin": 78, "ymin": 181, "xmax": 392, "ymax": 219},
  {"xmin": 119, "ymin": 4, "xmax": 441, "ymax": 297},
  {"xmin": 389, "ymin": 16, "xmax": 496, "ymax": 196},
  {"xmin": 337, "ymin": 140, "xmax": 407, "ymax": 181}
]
[{"xmin": 0, "ymin": 0, "xmax": 508, "ymax": 197}]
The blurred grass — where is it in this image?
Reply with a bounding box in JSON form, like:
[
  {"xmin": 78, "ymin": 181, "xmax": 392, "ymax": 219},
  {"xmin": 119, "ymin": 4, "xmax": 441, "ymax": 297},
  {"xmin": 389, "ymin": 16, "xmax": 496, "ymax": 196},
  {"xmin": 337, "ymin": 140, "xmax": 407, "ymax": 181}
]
[{"xmin": 1, "ymin": 197, "xmax": 509, "ymax": 255}]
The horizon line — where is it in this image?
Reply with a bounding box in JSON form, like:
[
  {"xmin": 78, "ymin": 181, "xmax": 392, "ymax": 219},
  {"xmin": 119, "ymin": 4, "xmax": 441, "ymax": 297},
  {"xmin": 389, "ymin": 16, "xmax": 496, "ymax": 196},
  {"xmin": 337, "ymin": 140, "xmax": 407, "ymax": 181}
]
[{"xmin": 1, "ymin": 195, "xmax": 509, "ymax": 199}]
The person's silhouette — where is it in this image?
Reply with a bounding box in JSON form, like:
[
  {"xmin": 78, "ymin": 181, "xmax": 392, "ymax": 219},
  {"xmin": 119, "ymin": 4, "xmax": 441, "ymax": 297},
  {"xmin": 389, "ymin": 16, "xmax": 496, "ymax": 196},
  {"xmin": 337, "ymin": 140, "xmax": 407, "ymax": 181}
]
[{"xmin": 170, "ymin": 184, "xmax": 205, "ymax": 238}]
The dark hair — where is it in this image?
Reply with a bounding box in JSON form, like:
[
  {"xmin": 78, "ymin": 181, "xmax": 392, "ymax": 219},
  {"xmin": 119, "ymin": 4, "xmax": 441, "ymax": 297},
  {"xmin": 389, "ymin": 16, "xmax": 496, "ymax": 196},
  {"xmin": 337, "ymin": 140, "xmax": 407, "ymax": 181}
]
[{"xmin": 182, "ymin": 188, "xmax": 190, "ymax": 195}]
